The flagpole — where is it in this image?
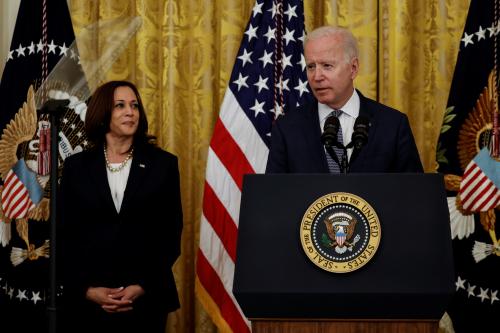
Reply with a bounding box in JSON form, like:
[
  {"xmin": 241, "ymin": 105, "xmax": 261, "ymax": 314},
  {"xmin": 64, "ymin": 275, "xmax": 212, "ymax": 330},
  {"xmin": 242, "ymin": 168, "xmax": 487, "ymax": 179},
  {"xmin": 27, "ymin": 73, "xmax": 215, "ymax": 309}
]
[{"xmin": 40, "ymin": 99, "xmax": 69, "ymax": 333}]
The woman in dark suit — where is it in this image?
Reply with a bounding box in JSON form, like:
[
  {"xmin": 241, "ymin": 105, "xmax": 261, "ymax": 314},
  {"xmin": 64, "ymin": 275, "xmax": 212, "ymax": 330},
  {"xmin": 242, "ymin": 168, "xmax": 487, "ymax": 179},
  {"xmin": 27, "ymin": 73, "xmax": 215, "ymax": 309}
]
[{"xmin": 60, "ymin": 81, "xmax": 183, "ymax": 333}]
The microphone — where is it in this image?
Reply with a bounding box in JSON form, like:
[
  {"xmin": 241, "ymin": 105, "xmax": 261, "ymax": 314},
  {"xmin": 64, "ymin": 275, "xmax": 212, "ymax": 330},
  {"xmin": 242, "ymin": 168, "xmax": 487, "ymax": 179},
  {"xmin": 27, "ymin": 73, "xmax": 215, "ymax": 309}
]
[
  {"xmin": 350, "ymin": 115, "xmax": 370, "ymax": 150},
  {"xmin": 321, "ymin": 115, "xmax": 341, "ymax": 148}
]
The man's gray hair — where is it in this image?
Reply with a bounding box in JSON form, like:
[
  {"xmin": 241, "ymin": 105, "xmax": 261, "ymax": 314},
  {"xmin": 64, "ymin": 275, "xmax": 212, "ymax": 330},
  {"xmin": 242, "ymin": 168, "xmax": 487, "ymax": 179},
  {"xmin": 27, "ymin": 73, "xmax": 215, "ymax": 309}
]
[{"xmin": 305, "ymin": 26, "xmax": 359, "ymax": 62}]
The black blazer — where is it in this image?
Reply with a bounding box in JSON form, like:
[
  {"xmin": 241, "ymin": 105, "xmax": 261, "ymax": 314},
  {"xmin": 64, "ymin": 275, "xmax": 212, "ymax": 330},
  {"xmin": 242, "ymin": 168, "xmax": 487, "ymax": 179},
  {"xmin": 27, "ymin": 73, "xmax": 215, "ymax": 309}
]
[
  {"xmin": 266, "ymin": 91, "xmax": 423, "ymax": 173},
  {"xmin": 59, "ymin": 143, "xmax": 183, "ymax": 320}
]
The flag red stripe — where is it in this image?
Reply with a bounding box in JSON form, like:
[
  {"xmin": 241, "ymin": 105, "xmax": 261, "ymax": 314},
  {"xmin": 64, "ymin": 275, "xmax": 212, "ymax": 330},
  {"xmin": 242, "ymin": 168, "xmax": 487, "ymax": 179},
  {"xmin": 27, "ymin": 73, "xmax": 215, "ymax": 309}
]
[
  {"xmin": 9, "ymin": 194, "xmax": 31, "ymax": 218},
  {"xmin": 5, "ymin": 195, "xmax": 22, "ymax": 217},
  {"xmin": 203, "ymin": 182, "xmax": 238, "ymax": 261},
  {"xmin": 461, "ymin": 173, "xmax": 487, "ymax": 203},
  {"xmin": 197, "ymin": 251, "xmax": 250, "ymax": 333},
  {"xmin": 468, "ymin": 181, "xmax": 493, "ymax": 210},
  {"xmin": 5, "ymin": 192, "xmax": 25, "ymax": 217},
  {"xmin": 462, "ymin": 162, "xmax": 479, "ymax": 179},
  {"xmin": 8, "ymin": 187, "xmax": 29, "ymax": 209},
  {"xmin": 3, "ymin": 170, "xmax": 15, "ymax": 185},
  {"xmin": 3, "ymin": 178, "xmax": 24, "ymax": 205},
  {"xmin": 210, "ymin": 119, "xmax": 254, "ymax": 190},
  {"xmin": 3, "ymin": 183, "xmax": 27, "ymax": 215},
  {"xmin": 460, "ymin": 164, "xmax": 481, "ymax": 191},
  {"xmin": 475, "ymin": 186, "xmax": 499, "ymax": 211}
]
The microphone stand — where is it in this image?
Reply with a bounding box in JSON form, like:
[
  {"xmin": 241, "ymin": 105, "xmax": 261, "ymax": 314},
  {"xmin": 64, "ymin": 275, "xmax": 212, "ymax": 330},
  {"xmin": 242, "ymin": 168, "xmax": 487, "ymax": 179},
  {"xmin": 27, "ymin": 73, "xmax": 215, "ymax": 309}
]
[
  {"xmin": 340, "ymin": 146, "xmax": 348, "ymax": 174},
  {"xmin": 39, "ymin": 98, "xmax": 69, "ymax": 333},
  {"xmin": 342, "ymin": 141, "xmax": 358, "ymax": 174}
]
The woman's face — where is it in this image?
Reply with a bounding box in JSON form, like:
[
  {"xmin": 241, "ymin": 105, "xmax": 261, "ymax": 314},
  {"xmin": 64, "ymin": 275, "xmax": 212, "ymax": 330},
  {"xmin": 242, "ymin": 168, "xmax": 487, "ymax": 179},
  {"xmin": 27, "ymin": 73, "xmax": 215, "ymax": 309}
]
[{"xmin": 108, "ymin": 86, "xmax": 140, "ymax": 140}]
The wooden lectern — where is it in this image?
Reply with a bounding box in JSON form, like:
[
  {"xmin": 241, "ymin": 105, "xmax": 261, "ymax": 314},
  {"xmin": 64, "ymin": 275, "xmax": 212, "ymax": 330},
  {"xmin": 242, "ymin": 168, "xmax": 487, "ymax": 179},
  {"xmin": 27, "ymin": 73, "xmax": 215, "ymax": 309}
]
[{"xmin": 233, "ymin": 174, "xmax": 454, "ymax": 333}]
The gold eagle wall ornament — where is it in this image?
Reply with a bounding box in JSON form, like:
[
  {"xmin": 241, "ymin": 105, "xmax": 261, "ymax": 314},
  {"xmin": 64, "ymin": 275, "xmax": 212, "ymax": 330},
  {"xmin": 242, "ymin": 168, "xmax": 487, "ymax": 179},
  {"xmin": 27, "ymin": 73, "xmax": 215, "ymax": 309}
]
[
  {"xmin": 0, "ymin": 84, "xmax": 51, "ymax": 222},
  {"xmin": 0, "ymin": 85, "xmax": 52, "ymax": 263},
  {"xmin": 445, "ymin": 70, "xmax": 499, "ymax": 262},
  {"xmin": 0, "ymin": 82, "xmax": 88, "ymax": 265},
  {"xmin": 0, "ymin": 85, "xmax": 38, "ymax": 180},
  {"xmin": 457, "ymin": 71, "xmax": 498, "ymax": 172}
]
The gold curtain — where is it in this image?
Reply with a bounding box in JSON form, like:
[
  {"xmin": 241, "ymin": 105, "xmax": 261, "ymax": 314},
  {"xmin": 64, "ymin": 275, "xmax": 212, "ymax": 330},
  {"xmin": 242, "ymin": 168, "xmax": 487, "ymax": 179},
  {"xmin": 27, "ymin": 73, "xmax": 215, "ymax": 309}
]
[{"xmin": 69, "ymin": 1, "xmax": 470, "ymax": 332}]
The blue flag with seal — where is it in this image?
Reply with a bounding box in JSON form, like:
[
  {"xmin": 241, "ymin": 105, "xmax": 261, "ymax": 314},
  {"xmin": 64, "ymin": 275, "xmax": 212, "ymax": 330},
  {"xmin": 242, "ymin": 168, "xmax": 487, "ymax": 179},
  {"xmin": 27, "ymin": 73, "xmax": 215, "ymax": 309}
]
[
  {"xmin": 436, "ymin": 0, "xmax": 500, "ymax": 331},
  {"xmin": 0, "ymin": 1, "xmax": 88, "ymax": 331}
]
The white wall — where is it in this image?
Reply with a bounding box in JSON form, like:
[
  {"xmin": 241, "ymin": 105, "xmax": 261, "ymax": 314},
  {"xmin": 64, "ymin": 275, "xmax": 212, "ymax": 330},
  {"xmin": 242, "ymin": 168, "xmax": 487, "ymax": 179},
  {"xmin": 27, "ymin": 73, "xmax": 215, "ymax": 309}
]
[{"xmin": 0, "ymin": 0, "xmax": 21, "ymax": 79}]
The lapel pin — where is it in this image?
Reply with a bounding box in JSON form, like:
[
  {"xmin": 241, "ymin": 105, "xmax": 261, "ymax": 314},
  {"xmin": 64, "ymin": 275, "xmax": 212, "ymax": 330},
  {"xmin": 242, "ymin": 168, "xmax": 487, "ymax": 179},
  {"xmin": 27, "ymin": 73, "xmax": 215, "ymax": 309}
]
[{"xmin": 139, "ymin": 163, "xmax": 146, "ymax": 168}]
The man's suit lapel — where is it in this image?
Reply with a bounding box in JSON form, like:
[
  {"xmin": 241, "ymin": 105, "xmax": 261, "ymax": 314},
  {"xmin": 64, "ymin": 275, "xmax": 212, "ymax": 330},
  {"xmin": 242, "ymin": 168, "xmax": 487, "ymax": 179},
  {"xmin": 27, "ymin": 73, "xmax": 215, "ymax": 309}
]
[
  {"xmin": 350, "ymin": 91, "xmax": 377, "ymax": 169},
  {"xmin": 303, "ymin": 102, "xmax": 330, "ymax": 172}
]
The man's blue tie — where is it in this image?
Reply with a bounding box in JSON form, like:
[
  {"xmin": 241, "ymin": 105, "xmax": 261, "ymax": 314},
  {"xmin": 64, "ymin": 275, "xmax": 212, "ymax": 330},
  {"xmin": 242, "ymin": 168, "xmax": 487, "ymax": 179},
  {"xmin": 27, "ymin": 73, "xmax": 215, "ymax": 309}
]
[{"xmin": 325, "ymin": 110, "xmax": 343, "ymax": 173}]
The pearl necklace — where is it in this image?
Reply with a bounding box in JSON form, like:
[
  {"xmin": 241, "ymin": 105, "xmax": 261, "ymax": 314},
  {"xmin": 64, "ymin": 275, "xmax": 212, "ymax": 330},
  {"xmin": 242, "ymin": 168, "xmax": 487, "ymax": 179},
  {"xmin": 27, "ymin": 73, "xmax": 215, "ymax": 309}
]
[{"xmin": 104, "ymin": 144, "xmax": 134, "ymax": 173}]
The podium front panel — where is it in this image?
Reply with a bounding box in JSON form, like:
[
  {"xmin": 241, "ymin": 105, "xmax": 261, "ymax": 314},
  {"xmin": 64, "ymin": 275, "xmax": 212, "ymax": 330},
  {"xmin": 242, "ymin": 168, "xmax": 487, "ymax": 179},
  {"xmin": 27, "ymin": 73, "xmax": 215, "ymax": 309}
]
[{"xmin": 233, "ymin": 173, "xmax": 454, "ymax": 319}]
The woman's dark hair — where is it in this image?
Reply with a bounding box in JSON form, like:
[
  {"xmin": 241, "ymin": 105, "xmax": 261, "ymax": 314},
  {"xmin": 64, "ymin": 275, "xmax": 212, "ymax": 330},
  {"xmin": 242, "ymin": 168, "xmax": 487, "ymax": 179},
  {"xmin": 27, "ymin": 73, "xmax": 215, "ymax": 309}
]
[{"xmin": 85, "ymin": 80, "xmax": 156, "ymax": 147}]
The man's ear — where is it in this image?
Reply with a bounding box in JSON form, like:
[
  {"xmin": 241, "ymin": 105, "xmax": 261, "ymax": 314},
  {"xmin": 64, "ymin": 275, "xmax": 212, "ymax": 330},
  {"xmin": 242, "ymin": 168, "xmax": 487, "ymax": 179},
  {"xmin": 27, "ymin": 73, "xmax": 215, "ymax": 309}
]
[{"xmin": 350, "ymin": 57, "xmax": 359, "ymax": 80}]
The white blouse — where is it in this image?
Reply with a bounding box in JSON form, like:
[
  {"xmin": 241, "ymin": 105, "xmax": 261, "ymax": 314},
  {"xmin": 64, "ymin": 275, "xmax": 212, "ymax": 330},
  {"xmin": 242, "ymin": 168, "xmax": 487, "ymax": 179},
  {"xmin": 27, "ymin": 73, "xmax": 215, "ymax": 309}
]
[{"xmin": 106, "ymin": 159, "xmax": 132, "ymax": 213}]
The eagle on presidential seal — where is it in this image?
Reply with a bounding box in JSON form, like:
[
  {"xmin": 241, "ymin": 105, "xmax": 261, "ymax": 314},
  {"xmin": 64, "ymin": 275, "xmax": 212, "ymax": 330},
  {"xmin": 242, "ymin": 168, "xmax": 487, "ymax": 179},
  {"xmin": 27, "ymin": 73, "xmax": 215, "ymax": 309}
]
[{"xmin": 323, "ymin": 212, "xmax": 361, "ymax": 254}]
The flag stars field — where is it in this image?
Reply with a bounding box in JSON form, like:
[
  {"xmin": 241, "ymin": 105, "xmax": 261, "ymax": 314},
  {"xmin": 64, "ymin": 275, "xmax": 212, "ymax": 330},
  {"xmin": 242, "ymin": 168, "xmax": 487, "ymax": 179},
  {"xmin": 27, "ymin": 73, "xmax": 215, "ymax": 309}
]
[
  {"xmin": 27, "ymin": 42, "xmax": 35, "ymax": 54},
  {"xmin": 259, "ymin": 50, "xmax": 273, "ymax": 68},
  {"xmin": 59, "ymin": 42, "xmax": 69, "ymax": 56},
  {"xmin": 250, "ymin": 99, "xmax": 266, "ymax": 117},
  {"xmin": 253, "ymin": 75, "xmax": 269, "ymax": 93},
  {"xmin": 47, "ymin": 40, "xmax": 58, "ymax": 54},
  {"xmin": 456, "ymin": 276, "xmax": 466, "ymax": 290},
  {"xmin": 294, "ymin": 78, "xmax": 309, "ymax": 97},
  {"xmin": 264, "ymin": 27, "xmax": 276, "ymax": 43},
  {"xmin": 282, "ymin": 52, "xmax": 293, "ymax": 70},
  {"xmin": 268, "ymin": 2, "xmax": 279, "ymax": 18},
  {"xmin": 478, "ymin": 288, "xmax": 490, "ymax": 302},
  {"xmin": 275, "ymin": 77, "xmax": 290, "ymax": 91},
  {"xmin": 467, "ymin": 283, "xmax": 476, "ymax": 298},
  {"xmin": 252, "ymin": 1, "xmax": 264, "ymax": 17},
  {"xmin": 283, "ymin": 28, "xmax": 296, "ymax": 45},
  {"xmin": 15, "ymin": 289, "xmax": 28, "ymax": 302},
  {"xmin": 455, "ymin": 276, "xmax": 500, "ymax": 304},
  {"xmin": 31, "ymin": 291, "xmax": 42, "ymax": 305},
  {"xmin": 233, "ymin": 73, "xmax": 249, "ymax": 91},
  {"xmin": 238, "ymin": 49, "xmax": 253, "ymax": 67},
  {"xmin": 299, "ymin": 53, "xmax": 306, "ymax": 70},
  {"xmin": 491, "ymin": 290, "xmax": 499, "ymax": 305},
  {"xmin": 475, "ymin": 26, "xmax": 486, "ymax": 41},
  {"xmin": 15, "ymin": 44, "xmax": 26, "ymax": 57},
  {"xmin": 5, "ymin": 39, "xmax": 77, "ymax": 64},
  {"xmin": 284, "ymin": 4, "xmax": 298, "ymax": 20},
  {"xmin": 487, "ymin": 21, "xmax": 500, "ymax": 37},
  {"xmin": 244, "ymin": 24, "xmax": 258, "ymax": 41},
  {"xmin": 462, "ymin": 20, "xmax": 500, "ymax": 48}
]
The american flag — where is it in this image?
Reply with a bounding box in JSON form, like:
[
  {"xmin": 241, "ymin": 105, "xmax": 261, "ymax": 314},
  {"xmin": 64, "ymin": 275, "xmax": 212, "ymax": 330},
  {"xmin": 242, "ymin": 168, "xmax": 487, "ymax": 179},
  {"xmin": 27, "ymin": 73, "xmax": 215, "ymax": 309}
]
[
  {"xmin": 196, "ymin": 0, "xmax": 312, "ymax": 331},
  {"xmin": 459, "ymin": 147, "xmax": 500, "ymax": 212},
  {"xmin": 1, "ymin": 159, "xmax": 43, "ymax": 219}
]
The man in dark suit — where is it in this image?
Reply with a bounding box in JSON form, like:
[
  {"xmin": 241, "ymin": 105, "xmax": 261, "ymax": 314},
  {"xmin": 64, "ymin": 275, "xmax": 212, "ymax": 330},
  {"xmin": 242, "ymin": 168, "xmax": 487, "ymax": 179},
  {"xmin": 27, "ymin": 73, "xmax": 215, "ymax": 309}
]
[{"xmin": 266, "ymin": 26, "xmax": 423, "ymax": 173}]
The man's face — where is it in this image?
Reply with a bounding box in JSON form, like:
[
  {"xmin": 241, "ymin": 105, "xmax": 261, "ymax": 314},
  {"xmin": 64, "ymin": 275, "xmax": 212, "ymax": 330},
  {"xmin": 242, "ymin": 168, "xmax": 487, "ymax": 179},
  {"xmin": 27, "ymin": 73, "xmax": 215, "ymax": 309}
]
[{"xmin": 305, "ymin": 34, "xmax": 359, "ymax": 109}]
